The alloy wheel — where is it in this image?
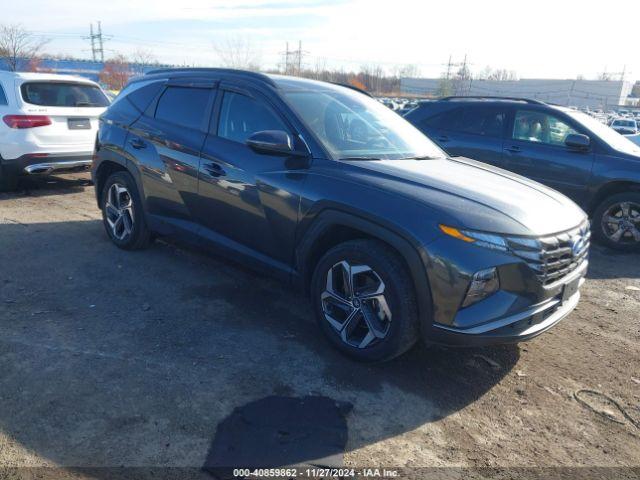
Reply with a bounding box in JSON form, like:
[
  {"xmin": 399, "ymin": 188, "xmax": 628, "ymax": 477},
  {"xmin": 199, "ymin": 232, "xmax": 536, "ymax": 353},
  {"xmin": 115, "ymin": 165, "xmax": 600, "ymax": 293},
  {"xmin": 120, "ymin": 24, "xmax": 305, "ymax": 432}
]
[
  {"xmin": 105, "ymin": 183, "xmax": 135, "ymax": 241},
  {"xmin": 321, "ymin": 261, "xmax": 392, "ymax": 349},
  {"xmin": 601, "ymin": 201, "xmax": 640, "ymax": 245}
]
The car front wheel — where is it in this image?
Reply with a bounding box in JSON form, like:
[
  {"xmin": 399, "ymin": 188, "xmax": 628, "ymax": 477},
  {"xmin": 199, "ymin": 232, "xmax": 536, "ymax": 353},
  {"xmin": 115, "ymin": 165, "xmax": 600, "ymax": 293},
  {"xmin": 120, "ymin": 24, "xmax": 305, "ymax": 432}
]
[
  {"xmin": 101, "ymin": 171, "xmax": 151, "ymax": 250},
  {"xmin": 593, "ymin": 192, "xmax": 640, "ymax": 252},
  {"xmin": 311, "ymin": 239, "xmax": 420, "ymax": 362}
]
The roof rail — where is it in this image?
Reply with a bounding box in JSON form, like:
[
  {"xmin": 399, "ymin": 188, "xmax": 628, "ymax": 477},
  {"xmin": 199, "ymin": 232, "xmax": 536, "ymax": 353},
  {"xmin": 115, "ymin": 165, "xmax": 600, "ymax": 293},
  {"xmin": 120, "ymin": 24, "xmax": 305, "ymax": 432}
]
[
  {"xmin": 439, "ymin": 96, "xmax": 546, "ymax": 105},
  {"xmin": 329, "ymin": 82, "xmax": 373, "ymax": 97},
  {"xmin": 143, "ymin": 68, "xmax": 277, "ymax": 87}
]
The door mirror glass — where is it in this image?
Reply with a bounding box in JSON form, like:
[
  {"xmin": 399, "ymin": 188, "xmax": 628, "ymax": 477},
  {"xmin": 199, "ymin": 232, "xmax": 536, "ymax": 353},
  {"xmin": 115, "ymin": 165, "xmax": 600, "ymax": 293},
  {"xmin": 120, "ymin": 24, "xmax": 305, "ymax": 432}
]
[
  {"xmin": 565, "ymin": 133, "xmax": 591, "ymax": 150},
  {"xmin": 246, "ymin": 130, "xmax": 295, "ymax": 155}
]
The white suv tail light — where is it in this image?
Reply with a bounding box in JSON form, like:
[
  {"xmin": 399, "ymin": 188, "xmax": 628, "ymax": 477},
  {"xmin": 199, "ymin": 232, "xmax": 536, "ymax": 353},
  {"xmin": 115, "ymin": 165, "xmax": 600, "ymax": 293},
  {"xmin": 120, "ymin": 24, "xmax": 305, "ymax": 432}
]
[{"xmin": 3, "ymin": 115, "xmax": 52, "ymax": 129}]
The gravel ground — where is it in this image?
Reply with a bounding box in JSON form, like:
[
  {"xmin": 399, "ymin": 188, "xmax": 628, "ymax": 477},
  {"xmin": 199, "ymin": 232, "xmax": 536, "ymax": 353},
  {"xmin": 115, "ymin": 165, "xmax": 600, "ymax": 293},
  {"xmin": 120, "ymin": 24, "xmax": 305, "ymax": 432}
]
[{"xmin": 0, "ymin": 173, "xmax": 639, "ymax": 479}]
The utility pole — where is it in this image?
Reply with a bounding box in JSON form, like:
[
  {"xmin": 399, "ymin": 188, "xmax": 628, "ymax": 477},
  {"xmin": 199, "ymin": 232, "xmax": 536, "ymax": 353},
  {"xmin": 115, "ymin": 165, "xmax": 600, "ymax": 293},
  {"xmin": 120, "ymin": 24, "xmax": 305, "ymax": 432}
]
[
  {"xmin": 97, "ymin": 21, "xmax": 104, "ymax": 63},
  {"xmin": 89, "ymin": 24, "xmax": 96, "ymax": 61},
  {"xmin": 281, "ymin": 41, "xmax": 306, "ymax": 76},
  {"xmin": 85, "ymin": 22, "xmax": 106, "ymax": 63},
  {"xmin": 445, "ymin": 55, "xmax": 452, "ymax": 80},
  {"xmin": 284, "ymin": 42, "xmax": 289, "ymax": 74}
]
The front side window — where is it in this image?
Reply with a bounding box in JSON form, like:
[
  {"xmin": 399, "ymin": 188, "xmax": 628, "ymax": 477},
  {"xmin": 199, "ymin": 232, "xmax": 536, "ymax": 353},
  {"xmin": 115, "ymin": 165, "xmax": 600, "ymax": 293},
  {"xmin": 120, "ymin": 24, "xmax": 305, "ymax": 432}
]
[
  {"xmin": 155, "ymin": 87, "xmax": 211, "ymax": 131},
  {"xmin": 217, "ymin": 91, "xmax": 289, "ymax": 144},
  {"xmin": 20, "ymin": 82, "xmax": 109, "ymax": 107},
  {"xmin": 512, "ymin": 110, "xmax": 578, "ymax": 146},
  {"xmin": 284, "ymin": 86, "xmax": 444, "ymax": 160}
]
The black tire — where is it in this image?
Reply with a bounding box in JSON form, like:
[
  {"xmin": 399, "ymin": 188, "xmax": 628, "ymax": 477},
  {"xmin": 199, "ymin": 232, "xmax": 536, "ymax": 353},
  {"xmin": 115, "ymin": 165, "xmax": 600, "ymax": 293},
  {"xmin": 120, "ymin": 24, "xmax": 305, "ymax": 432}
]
[
  {"xmin": 592, "ymin": 192, "xmax": 640, "ymax": 252},
  {"xmin": 0, "ymin": 164, "xmax": 19, "ymax": 192},
  {"xmin": 100, "ymin": 171, "xmax": 152, "ymax": 250},
  {"xmin": 310, "ymin": 239, "xmax": 420, "ymax": 362}
]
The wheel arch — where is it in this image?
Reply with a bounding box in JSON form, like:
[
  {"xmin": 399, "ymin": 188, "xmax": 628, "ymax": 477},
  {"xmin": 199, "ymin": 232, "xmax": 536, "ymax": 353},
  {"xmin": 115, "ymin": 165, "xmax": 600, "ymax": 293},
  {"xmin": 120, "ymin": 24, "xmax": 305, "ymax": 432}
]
[
  {"xmin": 295, "ymin": 209, "xmax": 434, "ymax": 331},
  {"xmin": 93, "ymin": 152, "xmax": 147, "ymax": 213},
  {"xmin": 588, "ymin": 180, "xmax": 640, "ymax": 215}
]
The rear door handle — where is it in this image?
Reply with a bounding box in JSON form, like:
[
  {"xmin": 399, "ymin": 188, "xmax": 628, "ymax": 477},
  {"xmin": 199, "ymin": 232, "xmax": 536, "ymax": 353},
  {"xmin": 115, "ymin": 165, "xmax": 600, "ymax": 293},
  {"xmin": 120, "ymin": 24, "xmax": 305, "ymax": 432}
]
[
  {"xmin": 129, "ymin": 138, "xmax": 146, "ymax": 149},
  {"xmin": 437, "ymin": 135, "xmax": 449, "ymax": 143},
  {"xmin": 505, "ymin": 145, "xmax": 522, "ymax": 153}
]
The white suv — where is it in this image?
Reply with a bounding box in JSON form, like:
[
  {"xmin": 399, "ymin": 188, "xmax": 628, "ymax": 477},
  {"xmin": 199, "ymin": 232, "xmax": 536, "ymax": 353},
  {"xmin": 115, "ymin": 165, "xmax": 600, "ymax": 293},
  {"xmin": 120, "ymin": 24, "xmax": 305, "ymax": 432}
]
[{"xmin": 0, "ymin": 71, "xmax": 110, "ymax": 190}]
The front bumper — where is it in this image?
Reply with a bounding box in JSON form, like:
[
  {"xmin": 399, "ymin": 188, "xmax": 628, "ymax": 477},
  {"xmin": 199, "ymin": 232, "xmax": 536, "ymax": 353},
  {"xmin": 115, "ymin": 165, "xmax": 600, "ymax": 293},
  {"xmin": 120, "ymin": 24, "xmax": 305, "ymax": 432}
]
[
  {"xmin": 429, "ymin": 274, "xmax": 584, "ymax": 346},
  {"xmin": 2, "ymin": 153, "xmax": 92, "ymax": 176},
  {"xmin": 422, "ymin": 232, "xmax": 588, "ymax": 347}
]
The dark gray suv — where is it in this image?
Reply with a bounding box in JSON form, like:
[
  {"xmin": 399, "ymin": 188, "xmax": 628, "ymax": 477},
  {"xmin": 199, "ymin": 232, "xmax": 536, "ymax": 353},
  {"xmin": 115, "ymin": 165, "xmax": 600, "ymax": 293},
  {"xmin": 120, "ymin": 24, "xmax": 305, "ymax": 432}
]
[{"xmin": 93, "ymin": 70, "xmax": 589, "ymax": 362}]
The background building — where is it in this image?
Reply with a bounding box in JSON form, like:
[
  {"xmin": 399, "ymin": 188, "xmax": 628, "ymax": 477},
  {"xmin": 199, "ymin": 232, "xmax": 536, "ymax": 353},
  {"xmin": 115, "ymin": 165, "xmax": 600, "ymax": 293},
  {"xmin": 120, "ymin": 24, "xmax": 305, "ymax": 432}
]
[{"xmin": 401, "ymin": 78, "xmax": 635, "ymax": 110}]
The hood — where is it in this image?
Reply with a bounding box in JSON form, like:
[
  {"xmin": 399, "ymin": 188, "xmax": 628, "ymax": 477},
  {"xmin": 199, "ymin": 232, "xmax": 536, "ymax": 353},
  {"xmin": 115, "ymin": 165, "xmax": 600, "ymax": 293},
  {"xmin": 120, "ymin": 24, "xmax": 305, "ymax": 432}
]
[{"xmin": 343, "ymin": 156, "xmax": 587, "ymax": 236}]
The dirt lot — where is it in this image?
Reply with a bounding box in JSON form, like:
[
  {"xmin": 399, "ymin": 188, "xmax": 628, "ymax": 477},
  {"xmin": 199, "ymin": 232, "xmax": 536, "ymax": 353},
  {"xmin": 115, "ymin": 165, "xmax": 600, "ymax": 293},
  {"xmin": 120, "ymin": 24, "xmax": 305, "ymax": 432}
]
[{"xmin": 0, "ymin": 173, "xmax": 639, "ymax": 478}]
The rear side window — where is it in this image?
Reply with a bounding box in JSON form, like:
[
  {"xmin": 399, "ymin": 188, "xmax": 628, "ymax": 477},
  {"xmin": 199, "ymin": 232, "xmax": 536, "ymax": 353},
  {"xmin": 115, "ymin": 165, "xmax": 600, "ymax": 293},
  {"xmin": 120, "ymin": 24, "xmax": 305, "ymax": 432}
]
[
  {"xmin": 21, "ymin": 82, "xmax": 109, "ymax": 107},
  {"xmin": 423, "ymin": 106, "xmax": 505, "ymax": 137},
  {"xmin": 453, "ymin": 107, "xmax": 505, "ymax": 137},
  {"xmin": 155, "ymin": 87, "xmax": 211, "ymax": 131},
  {"xmin": 217, "ymin": 91, "xmax": 288, "ymax": 143},
  {"xmin": 0, "ymin": 84, "xmax": 7, "ymax": 105},
  {"xmin": 421, "ymin": 108, "xmax": 459, "ymax": 130}
]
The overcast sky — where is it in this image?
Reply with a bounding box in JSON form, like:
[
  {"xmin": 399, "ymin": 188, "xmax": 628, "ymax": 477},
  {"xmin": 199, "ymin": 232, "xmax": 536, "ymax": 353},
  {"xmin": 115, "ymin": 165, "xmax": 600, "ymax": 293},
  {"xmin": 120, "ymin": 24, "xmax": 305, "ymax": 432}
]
[{"xmin": 5, "ymin": 0, "xmax": 639, "ymax": 80}]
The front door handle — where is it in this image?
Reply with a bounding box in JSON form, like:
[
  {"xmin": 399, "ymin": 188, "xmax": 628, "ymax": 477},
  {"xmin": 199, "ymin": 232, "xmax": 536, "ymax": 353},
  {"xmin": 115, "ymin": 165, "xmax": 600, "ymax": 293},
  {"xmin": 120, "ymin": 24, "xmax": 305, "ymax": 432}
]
[
  {"xmin": 129, "ymin": 138, "xmax": 146, "ymax": 150},
  {"xmin": 204, "ymin": 163, "xmax": 226, "ymax": 178},
  {"xmin": 437, "ymin": 135, "xmax": 449, "ymax": 143},
  {"xmin": 505, "ymin": 145, "xmax": 522, "ymax": 153}
]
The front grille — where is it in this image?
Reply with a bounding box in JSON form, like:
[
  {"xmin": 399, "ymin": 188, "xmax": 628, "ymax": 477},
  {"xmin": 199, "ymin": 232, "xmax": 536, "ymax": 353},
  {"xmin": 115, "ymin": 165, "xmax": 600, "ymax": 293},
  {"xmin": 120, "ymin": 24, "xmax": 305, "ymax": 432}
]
[{"xmin": 506, "ymin": 221, "xmax": 590, "ymax": 285}]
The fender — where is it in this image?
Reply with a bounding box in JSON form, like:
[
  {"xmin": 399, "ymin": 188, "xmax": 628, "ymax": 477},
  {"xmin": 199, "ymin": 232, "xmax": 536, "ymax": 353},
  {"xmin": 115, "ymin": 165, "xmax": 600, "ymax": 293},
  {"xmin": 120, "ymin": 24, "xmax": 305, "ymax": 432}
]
[{"xmin": 295, "ymin": 208, "xmax": 434, "ymax": 333}]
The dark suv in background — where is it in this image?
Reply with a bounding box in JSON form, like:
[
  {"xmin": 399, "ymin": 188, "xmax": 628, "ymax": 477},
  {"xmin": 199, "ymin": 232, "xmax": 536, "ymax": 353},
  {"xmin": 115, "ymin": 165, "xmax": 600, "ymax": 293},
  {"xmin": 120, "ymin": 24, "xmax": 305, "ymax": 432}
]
[
  {"xmin": 93, "ymin": 70, "xmax": 588, "ymax": 362},
  {"xmin": 405, "ymin": 97, "xmax": 640, "ymax": 251}
]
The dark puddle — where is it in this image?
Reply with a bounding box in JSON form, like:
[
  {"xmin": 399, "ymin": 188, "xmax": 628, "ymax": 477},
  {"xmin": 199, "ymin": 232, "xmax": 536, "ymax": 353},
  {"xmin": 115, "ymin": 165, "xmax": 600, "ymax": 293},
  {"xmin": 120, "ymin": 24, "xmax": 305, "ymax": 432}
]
[{"xmin": 203, "ymin": 396, "xmax": 352, "ymax": 479}]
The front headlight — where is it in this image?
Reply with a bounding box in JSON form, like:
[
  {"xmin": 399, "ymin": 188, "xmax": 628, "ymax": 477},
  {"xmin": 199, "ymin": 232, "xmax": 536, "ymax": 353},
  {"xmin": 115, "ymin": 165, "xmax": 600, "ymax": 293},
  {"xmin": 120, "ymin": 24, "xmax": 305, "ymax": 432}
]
[{"xmin": 439, "ymin": 224, "xmax": 508, "ymax": 252}]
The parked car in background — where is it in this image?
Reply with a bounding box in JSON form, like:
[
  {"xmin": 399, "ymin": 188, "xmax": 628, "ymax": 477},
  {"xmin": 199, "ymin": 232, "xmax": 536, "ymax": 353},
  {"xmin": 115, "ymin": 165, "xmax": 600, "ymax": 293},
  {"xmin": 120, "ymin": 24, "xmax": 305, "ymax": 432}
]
[
  {"xmin": 93, "ymin": 69, "xmax": 589, "ymax": 362},
  {"xmin": 610, "ymin": 118, "xmax": 638, "ymax": 135},
  {"xmin": 0, "ymin": 71, "xmax": 110, "ymax": 191},
  {"xmin": 405, "ymin": 96, "xmax": 640, "ymax": 251}
]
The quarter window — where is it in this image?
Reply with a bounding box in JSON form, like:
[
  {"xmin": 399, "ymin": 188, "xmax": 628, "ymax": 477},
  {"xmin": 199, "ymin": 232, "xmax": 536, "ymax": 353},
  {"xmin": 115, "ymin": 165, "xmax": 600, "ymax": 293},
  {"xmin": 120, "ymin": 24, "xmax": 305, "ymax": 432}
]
[
  {"xmin": 512, "ymin": 110, "xmax": 578, "ymax": 146},
  {"xmin": 155, "ymin": 87, "xmax": 211, "ymax": 131},
  {"xmin": 217, "ymin": 91, "xmax": 288, "ymax": 144},
  {"xmin": 0, "ymin": 84, "xmax": 7, "ymax": 105}
]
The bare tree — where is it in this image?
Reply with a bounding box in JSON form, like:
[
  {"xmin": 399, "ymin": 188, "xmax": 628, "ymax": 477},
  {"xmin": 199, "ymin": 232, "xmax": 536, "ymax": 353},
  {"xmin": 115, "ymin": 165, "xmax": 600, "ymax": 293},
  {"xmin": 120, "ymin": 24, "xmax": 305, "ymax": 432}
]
[
  {"xmin": 394, "ymin": 64, "xmax": 420, "ymax": 79},
  {"xmin": 212, "ymin": 36, "xmax": 261, "ymax": 71},
  {"xmin": 0, "ymin": 24, "xmax": 49, "ymax": 71},
  {"xmin": 131, "ymin": 48, "xmax": 158, "ymax": 75},
  {"xmin": 476, "ymin": 66, "xmax": 518, "ymax": 81}
]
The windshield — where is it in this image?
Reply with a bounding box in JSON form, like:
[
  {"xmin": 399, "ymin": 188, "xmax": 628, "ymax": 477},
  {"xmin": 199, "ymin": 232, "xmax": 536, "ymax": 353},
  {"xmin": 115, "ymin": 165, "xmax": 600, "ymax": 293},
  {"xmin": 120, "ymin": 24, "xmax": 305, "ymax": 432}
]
[
  {"xmin": 566, "ymin": 110, "xmax": 640, "ymax": 156},
  {"xmin": 21, "ymin": 82, "xmax": 110, "ymax": 107},
  {"xmin": 283, "ymin": 88, "xmax": 445, "ymax": 160}
]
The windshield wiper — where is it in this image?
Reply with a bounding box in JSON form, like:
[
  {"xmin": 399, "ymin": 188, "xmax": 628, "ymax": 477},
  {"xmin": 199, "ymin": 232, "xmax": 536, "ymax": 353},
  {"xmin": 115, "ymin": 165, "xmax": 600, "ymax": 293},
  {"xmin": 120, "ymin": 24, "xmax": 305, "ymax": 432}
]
[
  {"xmin": 339, "ymin": 156, "xmax": 381, "ymax": 161},
  {"xmin": 399, "ymin": 155, "xmax": 440, "ymax": 160}
]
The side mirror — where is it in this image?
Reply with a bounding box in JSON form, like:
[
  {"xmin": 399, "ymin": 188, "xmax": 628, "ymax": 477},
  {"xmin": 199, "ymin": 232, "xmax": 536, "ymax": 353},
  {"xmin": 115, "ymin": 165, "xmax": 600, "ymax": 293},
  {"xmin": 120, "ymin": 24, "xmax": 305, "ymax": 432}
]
[
  {"xmin": 565, "ymin": 133, "xmax": 590, "ymax": 150},
  {"xmin": 246, "ymin": 130, "xmax": 305, "ymax": 156}
]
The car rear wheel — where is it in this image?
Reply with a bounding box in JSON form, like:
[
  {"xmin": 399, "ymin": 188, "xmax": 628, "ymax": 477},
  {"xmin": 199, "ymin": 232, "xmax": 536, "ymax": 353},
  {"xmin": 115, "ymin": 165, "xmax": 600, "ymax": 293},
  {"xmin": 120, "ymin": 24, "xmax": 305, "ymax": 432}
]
[
  {"xmin": 311, "ymin": 239, "xmax": 419, "ymax": 362},
  {"xmin": 593, "ymin": 192, "xmax": 640, "ymax": 252},
  {"xmin": 101, "ymin": 171, "xmax": 151, "ymax": 250}
]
